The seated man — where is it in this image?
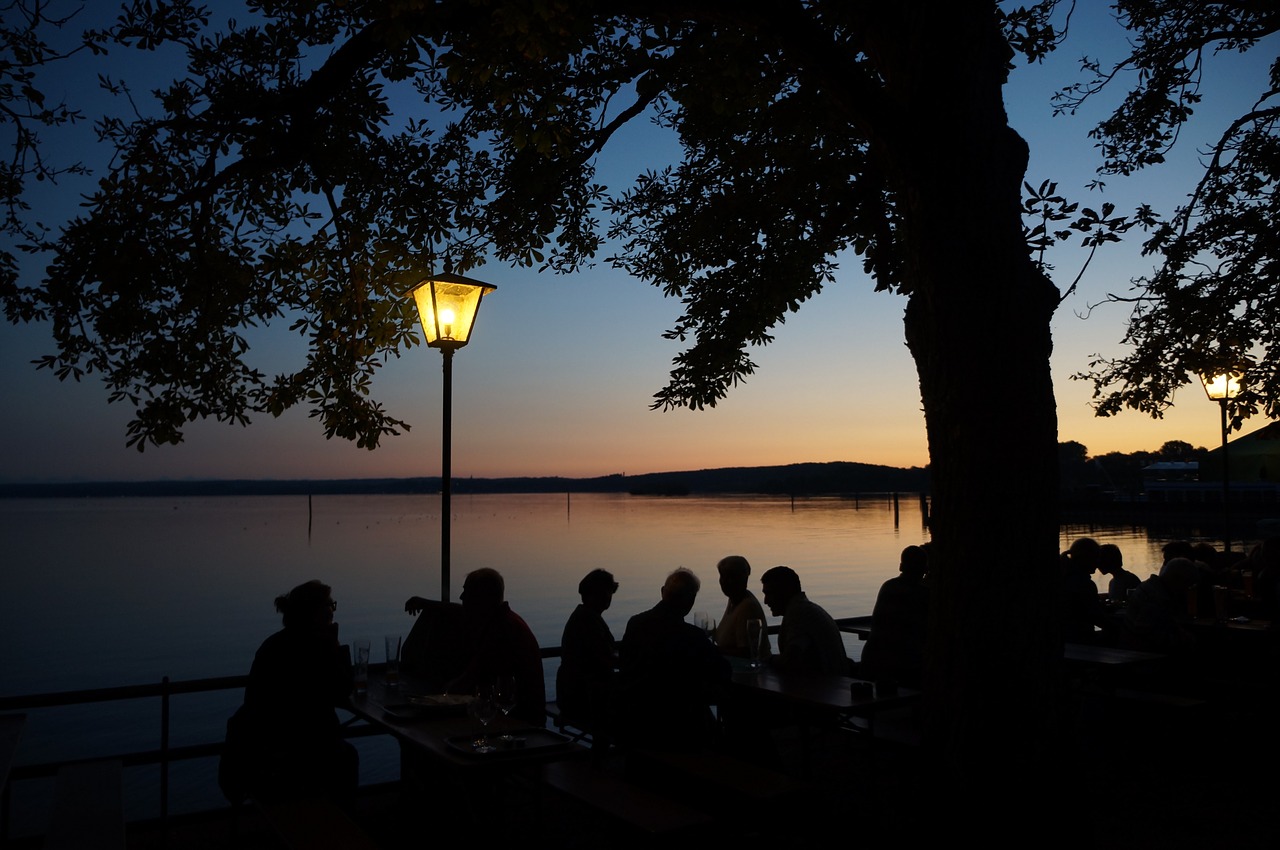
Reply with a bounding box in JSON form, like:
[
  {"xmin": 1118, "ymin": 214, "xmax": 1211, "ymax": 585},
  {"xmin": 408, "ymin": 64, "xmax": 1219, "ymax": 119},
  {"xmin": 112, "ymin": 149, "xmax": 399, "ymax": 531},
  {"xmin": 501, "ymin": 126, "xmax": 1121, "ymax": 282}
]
[
  {"xmin": 859, "ymin": 545, "xmax": 929, "ymax": 686},
  {"xmin": 713, "ymin": 555, "xmax": 771, "ymax": 659},
  {"xmin": 556, "ymin": 568, "xmax": 619, "ymax": 737},
  {"xmin": 760, "ymin": 566, "xmax": 847, "ymax": 675},
  {"xmin": 618, "ymin": 568, "xmax": 729, "ymax": 751},
  {"xmin": 453, "ymin": 568, "xmax": 547, "ymax": 726},
  {"xmin": 1098, "ymin": 543, "xmax": 1141, "ymax": 603}
]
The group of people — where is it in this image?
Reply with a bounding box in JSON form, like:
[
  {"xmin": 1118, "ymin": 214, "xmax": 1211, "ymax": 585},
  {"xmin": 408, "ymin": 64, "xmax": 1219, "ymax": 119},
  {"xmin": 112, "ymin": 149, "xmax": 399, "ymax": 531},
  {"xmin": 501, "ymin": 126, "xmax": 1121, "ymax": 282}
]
[
  {"xmin": 221, "ymin": 550, "xmax": 936, "ymax": 803},
  {"xmin": 556, "ymin": 558, "xmax": 850, "ymax": 752},
  {"xmin": 1059, "ymin": 535, "xmax": 1280, "ymax": 653}
]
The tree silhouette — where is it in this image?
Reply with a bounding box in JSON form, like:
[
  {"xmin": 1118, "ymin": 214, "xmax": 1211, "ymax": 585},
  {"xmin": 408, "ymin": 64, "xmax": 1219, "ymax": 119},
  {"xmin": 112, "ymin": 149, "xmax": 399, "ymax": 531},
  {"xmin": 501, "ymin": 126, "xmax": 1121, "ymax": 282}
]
[{"xmin": 4, "ymin": 1, "xmax": 1274, "ymax": 827}]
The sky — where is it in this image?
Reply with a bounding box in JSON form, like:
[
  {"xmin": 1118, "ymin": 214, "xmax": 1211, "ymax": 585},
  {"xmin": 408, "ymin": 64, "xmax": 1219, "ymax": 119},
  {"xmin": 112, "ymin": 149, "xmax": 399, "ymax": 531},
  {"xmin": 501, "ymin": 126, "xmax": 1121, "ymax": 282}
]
[{"xmin": 1, "ymin": 5, "xmax": 1276, "ymax": 484}]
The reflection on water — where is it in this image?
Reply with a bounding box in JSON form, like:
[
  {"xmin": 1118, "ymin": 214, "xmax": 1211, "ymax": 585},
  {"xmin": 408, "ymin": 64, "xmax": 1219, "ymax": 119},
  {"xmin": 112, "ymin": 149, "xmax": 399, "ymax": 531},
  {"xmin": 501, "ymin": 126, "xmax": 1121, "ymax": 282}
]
[
  {"xmin": 1, "ymin": 492, "xmax": 933, "ymax": 695},
  {"xmin": 0, "ymin": 492, "xmax": 1254, "ymax": 829}
]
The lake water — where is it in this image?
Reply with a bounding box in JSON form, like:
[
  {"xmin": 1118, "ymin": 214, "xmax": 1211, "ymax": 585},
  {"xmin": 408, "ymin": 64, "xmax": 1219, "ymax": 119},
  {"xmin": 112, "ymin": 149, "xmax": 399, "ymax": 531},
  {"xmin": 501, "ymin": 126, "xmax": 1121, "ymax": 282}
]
[{"xmin": 0, "ymin": 491, "xmax": 1244, "ymax": 832}]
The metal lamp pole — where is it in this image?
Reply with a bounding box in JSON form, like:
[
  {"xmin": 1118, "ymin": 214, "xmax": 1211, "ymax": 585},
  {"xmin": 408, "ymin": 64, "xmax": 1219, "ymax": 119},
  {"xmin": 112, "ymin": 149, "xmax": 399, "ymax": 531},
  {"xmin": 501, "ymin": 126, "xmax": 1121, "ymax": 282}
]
[
  {"xmin": 1201, "ymin": 371, "xmax": 1240, "ymax": 554},
  {"xmin": 408, "ymin": 273, "xmax": 496, "ymax": 601}
]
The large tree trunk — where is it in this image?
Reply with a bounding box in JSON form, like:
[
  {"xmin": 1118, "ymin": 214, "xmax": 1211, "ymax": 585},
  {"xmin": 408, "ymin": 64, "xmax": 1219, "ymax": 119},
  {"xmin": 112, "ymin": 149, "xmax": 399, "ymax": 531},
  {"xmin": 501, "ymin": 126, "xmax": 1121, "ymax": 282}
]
[{"xmin": 874, "ymin": 2, "xmax": 1065, "ymax": 827}]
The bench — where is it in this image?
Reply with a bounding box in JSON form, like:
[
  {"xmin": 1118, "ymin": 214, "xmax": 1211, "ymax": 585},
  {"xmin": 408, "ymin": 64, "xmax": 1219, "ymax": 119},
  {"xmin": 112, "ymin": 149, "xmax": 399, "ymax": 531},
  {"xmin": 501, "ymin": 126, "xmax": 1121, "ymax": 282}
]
[
  {"xmin": 540, "ymin": 758, "xmax": 713, "ymax": 839},
  {"xmin": 46, "ymin": 759, "xmax": 124, "ymax": 850},
  {"xmin": 253, "ymin": 797, "xmax": 381, "ymax": 850}
]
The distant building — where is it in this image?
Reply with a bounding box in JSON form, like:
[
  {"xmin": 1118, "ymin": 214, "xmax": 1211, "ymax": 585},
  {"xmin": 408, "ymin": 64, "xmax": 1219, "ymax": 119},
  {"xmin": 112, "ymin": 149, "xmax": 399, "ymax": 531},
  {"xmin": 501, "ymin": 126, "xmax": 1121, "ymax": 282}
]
[
  {"xmin": 1200, "ymin": 420, "xmax": 1280, "ymax": 484},
  {"xmin": 1145, "ymin": 421, "xmax": 1280, "ymax": 505}
]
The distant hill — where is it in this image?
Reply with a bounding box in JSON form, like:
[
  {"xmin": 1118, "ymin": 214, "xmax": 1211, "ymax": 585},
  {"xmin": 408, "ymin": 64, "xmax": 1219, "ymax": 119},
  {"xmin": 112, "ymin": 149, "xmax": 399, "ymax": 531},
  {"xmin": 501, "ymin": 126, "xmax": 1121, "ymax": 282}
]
[{"xmin": 0, "ymin": 461, "xmax": 928, "ymax": 498}]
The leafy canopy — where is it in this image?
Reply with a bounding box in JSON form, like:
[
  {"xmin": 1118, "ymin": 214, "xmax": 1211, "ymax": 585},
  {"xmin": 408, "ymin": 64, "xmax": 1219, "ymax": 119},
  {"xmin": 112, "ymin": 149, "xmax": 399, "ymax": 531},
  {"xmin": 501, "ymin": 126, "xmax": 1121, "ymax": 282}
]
[
  {"xmin": 5, "ymin": 1, "xmax": 1272, "ymax": 449},
  {"xmin": 1065, "ymin": 1, "xmax": 1280, "ymax": 428}
]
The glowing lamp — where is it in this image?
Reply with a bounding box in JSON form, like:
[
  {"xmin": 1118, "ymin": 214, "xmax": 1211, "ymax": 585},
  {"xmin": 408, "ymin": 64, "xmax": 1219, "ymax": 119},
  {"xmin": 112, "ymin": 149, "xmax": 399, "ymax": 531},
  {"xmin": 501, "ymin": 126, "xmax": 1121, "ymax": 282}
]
[
  {"xmin": 409, "ymin": 273, "xmax": 497, "ymax": 349},
  {"xmin": 1200, "ymin": 371, "xmax": 1242, "ymax": 402}
]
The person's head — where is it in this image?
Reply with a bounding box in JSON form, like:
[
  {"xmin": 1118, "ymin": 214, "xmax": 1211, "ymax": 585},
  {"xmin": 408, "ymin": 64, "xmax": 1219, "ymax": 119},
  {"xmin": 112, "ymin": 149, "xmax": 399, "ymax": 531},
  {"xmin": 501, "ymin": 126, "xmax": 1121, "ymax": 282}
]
[
  {"xmin": 1159, "ymin": 557, "xmax": 1200, "ymax": 597},
  {"xmin": 1065, "ymin": 538, "xmax": 1101, "ymax": 574},
  {"xmin": 1192, "ymin": 542, "xmax": 1219, "ymax": 570},
  {"xmin": 717, "ymin": 555, "xmax": 751, "ymax": 600},
  {"xmin": 1098, "ymin": 543, "xmax": 1123, "ymax": 575},
  {"xmin": 578, "ymin": 568, "xmax": 618, "ymax": 613},
  {"xmin": 461, "ymin": 568, "xmax": 505, "ymax": 612},
  {"xmin": 275, "ymin": 580, "xmax": 335, "ymax": 632},
  {"xmin": 660, "ymin": 568, "xmax": 701, "ymax": 616},
  {"xmin": 1162, "ymin": 540, "xmax": 1195, "ymax": 564},
  {"xmin": 899, "ymin": 546, "xmax": 928, "ymax": 578},
  {"xmin": 760, "ymin": 566, "xmax": 802, "ymax": 617}
]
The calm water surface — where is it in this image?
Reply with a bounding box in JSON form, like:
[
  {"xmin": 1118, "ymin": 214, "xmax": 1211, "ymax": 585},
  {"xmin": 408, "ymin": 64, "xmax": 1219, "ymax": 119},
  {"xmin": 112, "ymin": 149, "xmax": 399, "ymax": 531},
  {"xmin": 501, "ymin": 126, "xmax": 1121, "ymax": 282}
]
[{"xmin": 0, "ymin": 491, "xmax": 1242, "ymax": 829}]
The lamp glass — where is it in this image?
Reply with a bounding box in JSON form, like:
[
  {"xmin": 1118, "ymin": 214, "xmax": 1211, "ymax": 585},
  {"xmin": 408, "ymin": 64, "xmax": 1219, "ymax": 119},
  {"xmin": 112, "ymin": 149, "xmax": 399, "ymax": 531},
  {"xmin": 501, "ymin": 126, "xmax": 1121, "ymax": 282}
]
[
  {"xmin": 1201, "ymin": 372, "xmax": 1242, "ymax": 401},
  {"xmin": 409, "ymin": 275, "xmax": 496, "ymax": 348}
]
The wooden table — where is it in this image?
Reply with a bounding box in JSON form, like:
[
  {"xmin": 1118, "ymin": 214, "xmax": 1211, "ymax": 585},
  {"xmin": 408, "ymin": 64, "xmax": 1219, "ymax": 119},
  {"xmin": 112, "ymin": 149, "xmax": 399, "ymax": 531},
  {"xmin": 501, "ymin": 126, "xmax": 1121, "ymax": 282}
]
[
  {"xmin": 724, "ymin": 664, "xmax": 920, "ymax": 776},
  {"xmin": 728, "ymin": 666, "xmax": 918, "ymax": 719},
  {"xmin": 1063, "ymin": 643, "xmax": 1165, "ymax": 668},
  {"xmin": 349, "ymin": 675, "xmax": 582, "ymax": 771}
]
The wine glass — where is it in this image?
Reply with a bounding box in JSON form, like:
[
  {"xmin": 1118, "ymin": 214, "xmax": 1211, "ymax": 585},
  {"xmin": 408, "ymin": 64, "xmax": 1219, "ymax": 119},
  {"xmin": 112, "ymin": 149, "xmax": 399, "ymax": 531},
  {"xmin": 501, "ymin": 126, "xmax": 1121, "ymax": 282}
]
[
  {"xmin": 495, "ymin": 675, "xmax": 518, "ymax": 719},
  {"xmin": 469, "ymin": 684, "xmax": 497, "ymax": 753}
]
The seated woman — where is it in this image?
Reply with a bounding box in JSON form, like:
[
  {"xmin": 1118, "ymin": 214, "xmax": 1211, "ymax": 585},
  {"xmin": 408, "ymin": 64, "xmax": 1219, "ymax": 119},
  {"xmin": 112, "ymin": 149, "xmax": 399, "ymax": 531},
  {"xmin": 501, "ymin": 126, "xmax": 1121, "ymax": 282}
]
[{"xmin": 220, "ymin": 580, "xmax": 356, "ymax": 805}]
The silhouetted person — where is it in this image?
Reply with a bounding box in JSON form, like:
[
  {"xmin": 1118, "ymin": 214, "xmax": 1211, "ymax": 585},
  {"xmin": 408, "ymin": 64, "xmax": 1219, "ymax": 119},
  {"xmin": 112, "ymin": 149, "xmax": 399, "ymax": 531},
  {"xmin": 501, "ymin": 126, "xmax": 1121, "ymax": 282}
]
[
  {"xmin": 760, "ymin": 566, "xmax": 847, "ymax": 674},
  {"xmin": 1248, "ymin": 537, "xmax": 1280, "ymax": 616},
  {"xmin": 220, "ymin": 580, "xmax": 356, "ymax": 805},
  {"xmin": 452, "ymin": 568, "xmax": 547, "ymax": 726},
  {"xmin": 713, "ymin": 555, "xmax": 771, "ymax": 659},
  {"xmin": 401, "ymin": 595, "xmax": 468, "ymax": 686},
  {"xmin": 618, "ymin": 568, "xmax": 729, "ymax": 751},
  {"xmin": 556, "ymin": 569, "xmax": 619, "ymax": 743},
  {"xmin": 1098, "ymin": 543, "xmax": 1141, "ymax": 603},
  {"xmin": 859, "ymin": 545, "xmax": 929, "ymax": 686},
  {"xmin": 1118, "ymin": 557, "xmax": 1200, "ymax": 654},
  {"xmin": 1059, "ymin": 537, "xmax": 1113, "ymax": 643}
]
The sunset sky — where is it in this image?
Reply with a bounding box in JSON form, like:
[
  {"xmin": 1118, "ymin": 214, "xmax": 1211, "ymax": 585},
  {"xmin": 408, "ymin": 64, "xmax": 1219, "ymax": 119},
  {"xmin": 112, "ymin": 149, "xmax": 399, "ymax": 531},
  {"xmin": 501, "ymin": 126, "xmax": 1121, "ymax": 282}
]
[{"xmin": 2, "ymin": 6, "xmax": 1275, "ymax": 484}]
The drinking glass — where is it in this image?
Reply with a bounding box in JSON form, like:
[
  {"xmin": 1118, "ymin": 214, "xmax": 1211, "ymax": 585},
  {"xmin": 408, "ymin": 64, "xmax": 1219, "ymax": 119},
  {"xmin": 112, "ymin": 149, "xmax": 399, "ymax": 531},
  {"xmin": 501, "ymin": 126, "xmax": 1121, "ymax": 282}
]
[
  {"xmin": 384, "ymin": 635, "xmax": 401, "ymax": 688},
  {"xmin": 495, "ymin": 675, "xmax": 518, "ymax": 718},
  {"xmin": 747, "ymin": 619, "xmax": 764, "ymax": 669},
  {"xmin": 470, "ymin": 684, "xmax": 497, "ymax": 753},
  {"xmin": 352, "ymin": 639, "xmax": 370, "ymax": 695},
  {"xmin": 693, "ymin": 611, "xmax": 708, "ymax": 633}
]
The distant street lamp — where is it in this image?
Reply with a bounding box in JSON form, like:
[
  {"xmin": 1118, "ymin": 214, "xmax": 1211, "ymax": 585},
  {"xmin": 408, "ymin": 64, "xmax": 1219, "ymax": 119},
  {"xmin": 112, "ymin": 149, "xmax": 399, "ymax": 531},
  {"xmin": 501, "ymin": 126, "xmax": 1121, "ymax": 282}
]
[
  {"xmin": 1200, "ymin": 370, "xmax": 1242, "ymax": 553},
  {"xmin": 408, "ymin": 272, "xmax": 497, "ymax": 601}
]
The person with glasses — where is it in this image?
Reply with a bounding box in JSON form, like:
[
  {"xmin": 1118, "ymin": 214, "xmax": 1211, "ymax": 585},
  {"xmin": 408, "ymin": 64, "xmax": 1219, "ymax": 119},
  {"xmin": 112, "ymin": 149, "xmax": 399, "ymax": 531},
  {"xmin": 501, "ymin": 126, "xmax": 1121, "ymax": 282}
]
[{"xmin": 220, "ymin": 580, "xmax": 356, "ymax": 806}]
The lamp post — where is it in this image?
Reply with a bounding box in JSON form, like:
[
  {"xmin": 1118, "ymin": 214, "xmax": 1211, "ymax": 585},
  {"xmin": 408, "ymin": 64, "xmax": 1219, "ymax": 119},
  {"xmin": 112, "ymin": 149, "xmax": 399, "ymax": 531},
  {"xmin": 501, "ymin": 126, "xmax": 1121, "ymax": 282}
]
[
  {"xmin": 1200, "ymin": 371, "xmax": 1241, "ymax": 553},
  {"xmin": 408, "ymin": 272, "xmax": 496, "ymax": 601}
]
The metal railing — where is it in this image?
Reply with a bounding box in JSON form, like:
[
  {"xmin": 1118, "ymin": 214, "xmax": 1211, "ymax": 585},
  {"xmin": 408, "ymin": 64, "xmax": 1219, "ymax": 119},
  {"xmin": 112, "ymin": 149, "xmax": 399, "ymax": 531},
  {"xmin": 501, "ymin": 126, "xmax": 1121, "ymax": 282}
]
[{"xmin": 0, "ymin": 623, "xmax": 872, "ymax": 838}]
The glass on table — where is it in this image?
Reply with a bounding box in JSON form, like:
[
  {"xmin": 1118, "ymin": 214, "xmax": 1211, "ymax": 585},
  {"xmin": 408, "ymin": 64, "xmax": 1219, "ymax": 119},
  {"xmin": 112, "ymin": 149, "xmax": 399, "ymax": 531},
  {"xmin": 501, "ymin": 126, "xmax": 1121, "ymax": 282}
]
[
  {"xmin": 469, "ymin": 683, "xmax": 498, "ymax": 753},
  {"xmin": 747, "ymin": 619, "xmax": 764, "ymax": 669},
  {"xmin": 352, "ymin": 638, "xmax": 370, "ymax": 695},
  {"xmin": 495, "ymin": 675, "xmax": 517, "ymax": 717}
]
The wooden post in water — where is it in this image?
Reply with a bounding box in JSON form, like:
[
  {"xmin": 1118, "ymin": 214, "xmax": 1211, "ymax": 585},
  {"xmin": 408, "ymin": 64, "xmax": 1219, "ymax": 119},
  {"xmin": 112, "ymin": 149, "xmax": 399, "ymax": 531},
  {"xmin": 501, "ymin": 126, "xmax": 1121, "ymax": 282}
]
[
  {"xmin": 308, "ymin": 494, "xmax": 313, "ymax": 543},
  {"xmin": 893, "ymin": 492, "xmax": 900, "ymax": 528}
]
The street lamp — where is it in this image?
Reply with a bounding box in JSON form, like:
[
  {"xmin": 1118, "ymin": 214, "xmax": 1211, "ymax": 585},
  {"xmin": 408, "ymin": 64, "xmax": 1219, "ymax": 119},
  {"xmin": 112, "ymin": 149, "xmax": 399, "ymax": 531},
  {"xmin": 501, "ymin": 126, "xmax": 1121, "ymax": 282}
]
[
  {"xmin": 1200, "ymin": 370, "xmax": 1242, "ymax": 553},
  {"xmin": 408, "ymin": 272, "xmax": 497, "ymax": 601}
]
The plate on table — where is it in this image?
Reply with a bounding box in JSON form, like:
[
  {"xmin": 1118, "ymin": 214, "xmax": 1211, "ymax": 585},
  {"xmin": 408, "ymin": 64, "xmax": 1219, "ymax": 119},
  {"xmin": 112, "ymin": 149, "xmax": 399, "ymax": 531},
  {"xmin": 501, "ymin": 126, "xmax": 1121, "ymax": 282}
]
[
  {"xmin": 445, "ymin": 728, "xmax": 574, "ymax": 757},
  {"xmin": 382, "ymin": 702, "xmax": 433, "ymax": 721}
]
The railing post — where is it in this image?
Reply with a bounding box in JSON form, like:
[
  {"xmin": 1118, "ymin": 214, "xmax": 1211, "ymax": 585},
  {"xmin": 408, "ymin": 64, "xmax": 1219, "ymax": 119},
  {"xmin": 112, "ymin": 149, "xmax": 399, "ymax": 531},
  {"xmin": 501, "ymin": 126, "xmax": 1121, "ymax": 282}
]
[{"xmin": 160, "ymin": 676, "xmax": 170, "ymax": 826}]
